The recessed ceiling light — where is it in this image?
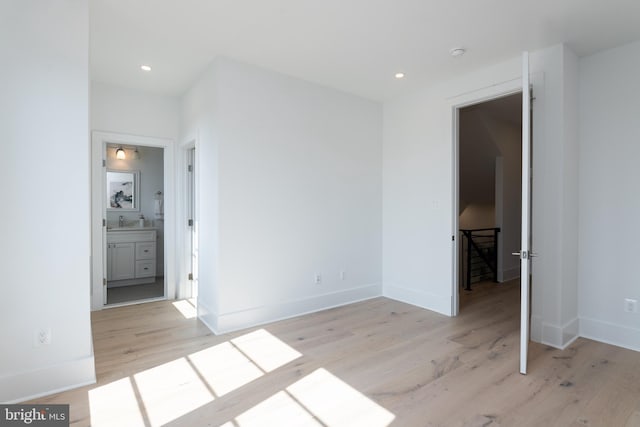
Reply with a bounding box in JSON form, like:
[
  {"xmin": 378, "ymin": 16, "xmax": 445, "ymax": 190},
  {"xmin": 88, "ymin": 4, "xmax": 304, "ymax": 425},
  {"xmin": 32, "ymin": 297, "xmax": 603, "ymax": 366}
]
[
  {"xmin": 394, "ymin": 72, "xmax": 405, "ymax": 79},
  {"xmin": 450, "ymin": 48, "xmax": 466, "ymax": 57},
  {"xmin": 140, "ymin": 65, "xmax": 152, "ymax": 71}
]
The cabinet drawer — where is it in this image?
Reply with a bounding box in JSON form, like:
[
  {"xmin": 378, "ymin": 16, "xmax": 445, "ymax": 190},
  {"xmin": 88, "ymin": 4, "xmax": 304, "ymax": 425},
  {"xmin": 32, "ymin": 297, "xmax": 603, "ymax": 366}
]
[
  {"xmin": 135, "ymin": 260, "xmax": 156, "ymax": 278},
  {"xmin": 136, "ymin": 242, "xmax": 156, "ymax": 260},
  {"xmin": 108, "ymin": 230, "xmax": 156, "ymax": 243}
]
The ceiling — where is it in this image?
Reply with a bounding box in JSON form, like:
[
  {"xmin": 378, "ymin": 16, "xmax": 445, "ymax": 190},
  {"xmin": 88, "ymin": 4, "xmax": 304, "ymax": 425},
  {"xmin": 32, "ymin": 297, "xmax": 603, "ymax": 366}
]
[{"xmin": 90, "ymin": 0, "xmax": 640, "ymax": 101}]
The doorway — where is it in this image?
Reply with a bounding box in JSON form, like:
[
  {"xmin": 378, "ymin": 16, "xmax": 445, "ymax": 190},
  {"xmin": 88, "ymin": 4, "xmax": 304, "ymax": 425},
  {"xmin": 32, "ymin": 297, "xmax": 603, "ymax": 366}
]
[
  {"xmin": 451, "ymin": 55, "xmax": 536, "ymax": 374},
  {"xmin": 91, "ymin": 131, "xmax": 177, "ymax": 310},
  {"xmin": 104, "ymin": 143, "xmax": 165, "ymax": 305},
  {"xmin": 457, "ymin": 93, "xmax": 523, "ymax": 312}
]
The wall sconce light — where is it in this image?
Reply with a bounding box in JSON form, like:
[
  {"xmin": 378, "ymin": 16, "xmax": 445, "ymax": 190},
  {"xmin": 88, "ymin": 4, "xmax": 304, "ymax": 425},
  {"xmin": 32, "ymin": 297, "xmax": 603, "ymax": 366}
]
[
  {"xmin": 132, "ymin": 148, "xmax": 140, "ymax": 160},
  {"xmin": 115, "ymin": 147, "xmax": 126, "ymax": 160}
]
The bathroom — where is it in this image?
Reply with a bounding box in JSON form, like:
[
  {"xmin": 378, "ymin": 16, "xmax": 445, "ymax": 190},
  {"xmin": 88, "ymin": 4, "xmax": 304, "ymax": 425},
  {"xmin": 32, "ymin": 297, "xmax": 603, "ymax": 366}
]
[{"xmin": 105, "ymin": 143, "xmax": 165, "ymax": 304}]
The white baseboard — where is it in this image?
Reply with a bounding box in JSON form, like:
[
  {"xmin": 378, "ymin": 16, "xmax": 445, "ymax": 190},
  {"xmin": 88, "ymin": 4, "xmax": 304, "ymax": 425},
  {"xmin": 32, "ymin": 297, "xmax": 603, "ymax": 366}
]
[
  {"xmin": 530, "ymin": 315, "xmax": 543, "ymax": 343},
  {"xmin": 383, "ymin": 283, "xmax": 451, "ymax": 316},
  {"xmin": 197, "ymin": 298, "xmax": 218, "ymax": 334},
  {"xmin": 211, "ymin": 283, "xmax": 382, "ymax": 335},
  {"xmin": 530, "ymin": 316, "xmax": 579, "ymax": 349},
  {"xmin": 499, "ymin": 267, "xmax": 520, "ymax": 283},
  {"xmin": 560, "ymin": 317, "xmax": 580, "ymax": 349},
  {"xmin": 580, "ymin": 316, "xmax": 640, "ymax": 352},
  {"xmin": 1, "ymin": 355, "xmax": 96, "ymax": 404}
]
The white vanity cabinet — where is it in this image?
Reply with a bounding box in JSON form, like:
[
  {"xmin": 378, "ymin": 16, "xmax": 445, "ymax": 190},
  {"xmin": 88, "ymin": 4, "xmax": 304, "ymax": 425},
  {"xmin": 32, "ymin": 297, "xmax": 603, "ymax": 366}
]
[
  {"xmin": 107, "ymin": 242, "xmax": 135, "ymax": 280},
  {"xmin": 107, "ymin": 229, "xmax": 157, "ymax": 286}
]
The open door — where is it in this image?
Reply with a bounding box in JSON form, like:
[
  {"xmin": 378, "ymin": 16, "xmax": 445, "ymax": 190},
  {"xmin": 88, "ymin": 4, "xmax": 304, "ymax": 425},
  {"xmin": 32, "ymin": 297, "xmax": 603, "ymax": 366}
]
[
  {"xmin": 518, "ymin": 52, "xmax": 533, "ymax": 374},
  {"xmin": 187, "ymin": 147, "xmax": 198, "ymax": 298},
  {"xmin": 101, "ymin": 143, "xmax": 108, "ymax": 306}
]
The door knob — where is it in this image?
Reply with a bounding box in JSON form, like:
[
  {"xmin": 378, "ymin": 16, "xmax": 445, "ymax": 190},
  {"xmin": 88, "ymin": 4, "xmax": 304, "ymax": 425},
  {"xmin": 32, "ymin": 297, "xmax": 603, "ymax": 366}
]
[{"xmin": 511, "ymin": 251, "xmax": 538, "ymax": 259}]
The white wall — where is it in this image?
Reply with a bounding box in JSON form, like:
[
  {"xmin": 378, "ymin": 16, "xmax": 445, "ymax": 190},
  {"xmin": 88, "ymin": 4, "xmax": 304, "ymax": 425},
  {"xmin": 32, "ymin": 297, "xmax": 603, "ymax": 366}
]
[
  {"xmin": 181, "ymin": 64, "xmax": 220, "ymax": 329},
  {"xmin": 182, "ymin": 58, "xmax": 382, "ymax": 333},
  {"xmin": 459, "ymin": 204, "xmax": 495, "ymax": 230},
  {"xmin": 91, "ymin": 81, "xmax": 180, "ymax": 140},
  {"xmin": 0, "ymin": 0, "xmax": 95, "ymax": 402},
  {"xmin": 578, "ymin": 39, "xmax": 640, "ymax": 351},
  {"xmin": 105, "ymin": 146, "xmax": 164, "ymax": 227},
  {"xmin": 459, "ymin": 109, "xmax": 498, "ymax": 208},
  {"xmin": 383, "ymin": 45, "xmax": 580, "ymax": 348},
  {"xmin": 561, "ymin": 48, "xmax": 580, "ymax": 336},
  {"xmin": 91, "ymin": 82, "xmax": 180, "ymax": 286},
  {"xmin": 485, "ymin": 116, "xmax": 522, "ymax": 282}
]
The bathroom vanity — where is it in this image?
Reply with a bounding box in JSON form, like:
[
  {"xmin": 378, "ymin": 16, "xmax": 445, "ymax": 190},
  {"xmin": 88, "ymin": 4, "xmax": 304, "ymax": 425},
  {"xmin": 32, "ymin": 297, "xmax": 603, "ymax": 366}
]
[{"xmin": 106, "ymin": 228, "xmax": 157, "ymax": 286}]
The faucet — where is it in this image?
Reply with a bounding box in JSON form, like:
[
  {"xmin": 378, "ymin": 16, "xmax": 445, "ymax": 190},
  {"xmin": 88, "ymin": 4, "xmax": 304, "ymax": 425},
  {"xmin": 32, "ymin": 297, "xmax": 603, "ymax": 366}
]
[{"xmin": 119, "ymin": 215, "xmax": 125, "ymax": 227}]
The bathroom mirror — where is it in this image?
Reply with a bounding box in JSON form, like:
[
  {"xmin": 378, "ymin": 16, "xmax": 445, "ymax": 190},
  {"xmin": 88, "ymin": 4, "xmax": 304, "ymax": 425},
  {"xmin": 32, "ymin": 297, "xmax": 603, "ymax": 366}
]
[{"xmin": 106, "ymin": 170, "xmax": 140, "ymax": 211}]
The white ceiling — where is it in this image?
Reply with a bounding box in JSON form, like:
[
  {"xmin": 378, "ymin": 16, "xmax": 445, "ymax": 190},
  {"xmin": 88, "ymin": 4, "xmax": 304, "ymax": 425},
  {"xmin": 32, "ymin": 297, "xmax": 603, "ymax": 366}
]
[{"xmin": 90, "ymin": 0, "xmax": 640, "ymax": 101}]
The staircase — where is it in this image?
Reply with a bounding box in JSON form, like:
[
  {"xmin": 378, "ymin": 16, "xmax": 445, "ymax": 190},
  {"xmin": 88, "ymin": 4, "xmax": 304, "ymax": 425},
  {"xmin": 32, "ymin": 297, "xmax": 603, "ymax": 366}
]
[{"xmin": 460, "ymin": 227, "xmax": 500, "ymax": 290}]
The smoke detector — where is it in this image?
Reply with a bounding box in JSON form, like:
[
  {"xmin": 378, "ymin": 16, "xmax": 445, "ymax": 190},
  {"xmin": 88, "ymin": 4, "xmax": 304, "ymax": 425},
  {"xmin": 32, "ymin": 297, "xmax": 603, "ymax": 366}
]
[{"xmin": 450, "ymin": 48, "xmax": 466, "ymax": 57}]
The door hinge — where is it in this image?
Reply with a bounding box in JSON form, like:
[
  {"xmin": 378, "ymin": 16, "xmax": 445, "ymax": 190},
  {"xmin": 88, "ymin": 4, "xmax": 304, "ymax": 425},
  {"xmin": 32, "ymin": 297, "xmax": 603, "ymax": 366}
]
[
  {"xmin": 188, "ymin": 219, "xmax": 193, "ymax": 227},
  {"xmin": 452, "ymin": 235, "xmax": 455, "ymax": 241},
  {"xmin": 103, "ymin": 218, "xmax": 106, "ymax": 227},
  {"xmin": 188, "ymin": 273, "xmax": 193, "ymax": 281},
  {"xmin": 103, "ymin": 278, "xmax": 107, "ymax": 286},
  {"xmin": 102, "ymin": 159, "xmax": 106, "ymax": 167},
  {"xmin": 188, "ymin": 164, "xmax": 193, "ymax": 172}
]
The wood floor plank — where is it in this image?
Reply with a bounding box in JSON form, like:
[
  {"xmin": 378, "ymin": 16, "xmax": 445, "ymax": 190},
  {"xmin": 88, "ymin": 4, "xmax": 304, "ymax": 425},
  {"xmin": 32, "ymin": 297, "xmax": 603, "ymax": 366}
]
[{"xmin": 25, "ymin": 281, "xmax": 640, "ymax": 426}]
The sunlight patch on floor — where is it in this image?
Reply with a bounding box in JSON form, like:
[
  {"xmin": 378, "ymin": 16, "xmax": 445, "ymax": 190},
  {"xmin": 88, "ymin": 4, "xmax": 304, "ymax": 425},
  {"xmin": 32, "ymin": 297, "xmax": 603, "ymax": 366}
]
[
  {"xmin": 87, "ymin": 328, "xmax": 304, "ymax": 426},
  {"xmin": 134, "ymin": 358, "xmax": 214, "ymax": 426},
  {"xmin": 188, "ymin": 341, "xmax": 264, "ymax": 397},
  {"xmin": 88, "ymin": 377, "xmax": 145, "ymax": 427},
  {"xmin": 223, "ymin": 391, "xmax": 323, "ymax": 427},
  {"xmin": 226, "ymin": 368, "xmax": 395, "ymax": 427},
  {"xmin": 287, "ymin": 368, "xmax": 395, "ymax": 427},
  {"xmin": 172, "ymin": 299, "xmax": 197, "ymax": 319},
  {"xmin": 231, "ymin": 328, "xmax": 302, "ymax": 373}
]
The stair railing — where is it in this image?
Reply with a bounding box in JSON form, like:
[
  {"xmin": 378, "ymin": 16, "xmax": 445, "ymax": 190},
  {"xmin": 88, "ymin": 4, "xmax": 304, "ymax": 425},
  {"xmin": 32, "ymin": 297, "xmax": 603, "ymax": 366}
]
[{"xmin": 460, "ymin": 227, "xmax": 500, "ymax": 290}]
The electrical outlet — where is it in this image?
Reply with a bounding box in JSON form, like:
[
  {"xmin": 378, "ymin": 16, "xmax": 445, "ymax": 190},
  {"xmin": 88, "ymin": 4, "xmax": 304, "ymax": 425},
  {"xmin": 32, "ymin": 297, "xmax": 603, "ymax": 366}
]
[
  {"xmin": 340, "ymin": 270, "xmax": 346, "ymax": 280},
  {"xmin": 314, "ymin": 274, "xmax": 322, "ymax": 284},
  {"xmin": 624, "ymin": 298, "xmax": 638, "ymax": 313},
  {"xmin": 35, "ymin": 328, "xmax": 52, "ymax": 346}
]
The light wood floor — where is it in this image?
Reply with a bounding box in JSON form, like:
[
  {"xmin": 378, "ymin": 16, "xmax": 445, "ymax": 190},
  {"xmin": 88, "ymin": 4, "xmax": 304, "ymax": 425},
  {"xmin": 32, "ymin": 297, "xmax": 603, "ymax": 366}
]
[{"xmin": 29, "ymin": 283, "xmax": 640, "ymax": 426}]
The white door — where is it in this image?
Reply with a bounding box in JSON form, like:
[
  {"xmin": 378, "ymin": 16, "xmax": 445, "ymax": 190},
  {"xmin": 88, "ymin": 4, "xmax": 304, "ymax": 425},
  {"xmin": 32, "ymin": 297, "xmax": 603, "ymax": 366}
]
[
  {"xmin": 187, "ymin": 148, "xmax": 198, "ymax": 298},
  {"xmin": 101, "ymin": 144, "xmax": 108, "ymax": 306},
  {"xmin": 519, "ymin": 52, "xmax": 533, "ymax": 374}
]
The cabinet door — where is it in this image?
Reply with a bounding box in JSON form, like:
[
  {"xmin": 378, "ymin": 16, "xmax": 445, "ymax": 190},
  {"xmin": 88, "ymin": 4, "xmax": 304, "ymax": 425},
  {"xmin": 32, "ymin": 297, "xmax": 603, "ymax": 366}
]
[{"xmin": 111, "ymin": 242, "xmax": 136, "ymax": 280}]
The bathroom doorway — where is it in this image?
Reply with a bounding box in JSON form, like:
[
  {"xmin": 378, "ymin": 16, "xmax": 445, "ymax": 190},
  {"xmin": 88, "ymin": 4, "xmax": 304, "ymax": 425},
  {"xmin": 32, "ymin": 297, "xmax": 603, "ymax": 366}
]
[
  {"xmin": 91, "ymin": 131, "xmax": 177, "ymax": 310},
  {"xmin": 104, "ymin": 144, "xmax": 165, "ymax": 305}
]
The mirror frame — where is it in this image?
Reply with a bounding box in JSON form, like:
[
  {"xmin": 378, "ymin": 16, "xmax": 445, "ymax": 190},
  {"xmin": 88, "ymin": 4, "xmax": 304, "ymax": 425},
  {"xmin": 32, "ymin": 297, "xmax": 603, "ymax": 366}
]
[{"xmin": 106, "ymin": 169, "xmax": 140, "ymax": 211}]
